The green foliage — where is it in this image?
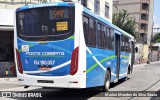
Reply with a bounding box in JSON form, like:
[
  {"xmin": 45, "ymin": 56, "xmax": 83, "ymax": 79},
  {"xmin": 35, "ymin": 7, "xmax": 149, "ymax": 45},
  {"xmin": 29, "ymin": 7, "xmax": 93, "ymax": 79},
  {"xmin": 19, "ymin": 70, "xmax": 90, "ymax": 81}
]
[
  {"xmin": 112, "ymin": 9, "xmax": 137, "ymax": 38},
  {"xmin": 153, "ymin": 32, "xmax": 160, "ymax": 43}
]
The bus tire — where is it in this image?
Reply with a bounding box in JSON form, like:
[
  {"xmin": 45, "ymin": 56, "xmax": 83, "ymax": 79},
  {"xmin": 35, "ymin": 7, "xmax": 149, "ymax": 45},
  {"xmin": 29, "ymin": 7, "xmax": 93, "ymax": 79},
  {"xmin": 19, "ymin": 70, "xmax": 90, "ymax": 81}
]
[
  {"xmin": 125, "ymin": 66, "xmax": 130, "ymax": 81},
  {"xmin": 103, "ymin": 70, "xmax": 111, "ymax": 92}
]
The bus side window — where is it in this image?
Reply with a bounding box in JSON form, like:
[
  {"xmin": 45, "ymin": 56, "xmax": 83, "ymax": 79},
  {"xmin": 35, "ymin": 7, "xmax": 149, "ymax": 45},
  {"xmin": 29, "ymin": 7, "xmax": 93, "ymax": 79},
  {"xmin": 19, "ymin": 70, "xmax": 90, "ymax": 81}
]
[
  {"xmin": 110, "ymin": 29, "xmax": 114, "ymax": 50},
  {"xmin": 107, "ymin": 28, "xmax": 114, "ymax": 50},
  {"xmin": 125, "ymin": 37, "xmax": 129, "ymax": 52},
  {"xmin": 83, "ymin": 16, "xmax": 89, "ymax": 45},
  {"xmin": 98, "ymin": 24, "xmax": 106, "ymax": 49},
  {"xmin": 106, "ymin": 27, "xmax": 110, "ymax": 49},
  {"xmin": 88, "ymin": 18, "xmax": 96, "ymax": 47},
  {"xmin": 121, "ymin": 35, "xmax": 125, "ymax": 52},
  {"xmin": 126, "ymin": 37, "xmax": 129, "ymax": 52},
  {"xmin": 97, "ymin": 23, "xmax": 101, "ymax": 48},
  {"xmin": 129, "ymin": 40, "xmax": 132, "ymax": 53},
  {"xmin": 101, "ymin": 25, "xmax": 106, "ymax": 49},
  {"xmin": 127, "ymin": 38, "xmax": 131, "ymax": 53},
  {"xmin": 125, "ymin": 37, "xmax": 127, "ymax": 52}
]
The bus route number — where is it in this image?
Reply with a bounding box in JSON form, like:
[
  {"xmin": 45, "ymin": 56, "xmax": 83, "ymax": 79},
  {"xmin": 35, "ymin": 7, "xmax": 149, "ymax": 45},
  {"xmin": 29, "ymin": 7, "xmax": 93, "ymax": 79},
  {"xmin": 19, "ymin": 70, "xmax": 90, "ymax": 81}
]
[{"xmin": 53, "ymin": 9, "xmax": 64, "ymax": 18}]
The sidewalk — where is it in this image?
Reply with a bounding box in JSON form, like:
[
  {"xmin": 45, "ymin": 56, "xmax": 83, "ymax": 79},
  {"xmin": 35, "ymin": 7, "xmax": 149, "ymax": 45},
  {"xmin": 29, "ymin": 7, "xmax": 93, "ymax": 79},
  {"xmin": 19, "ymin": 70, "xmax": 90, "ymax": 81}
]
[
  {"xmin": 0, "ymin": 77, "xmax": 18, "ymax": 83},
  {"xmin": 133, "ymin": 61, "xmax": 160, "ymax": 68}
]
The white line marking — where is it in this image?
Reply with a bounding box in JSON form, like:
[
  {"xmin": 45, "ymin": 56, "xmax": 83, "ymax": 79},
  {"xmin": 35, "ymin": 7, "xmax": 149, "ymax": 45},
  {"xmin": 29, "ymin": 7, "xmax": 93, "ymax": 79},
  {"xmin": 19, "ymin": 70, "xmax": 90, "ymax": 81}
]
[
  {"xmin": 86, "ymin": 47, "xmax": 106, "ymax": 71},
  {"xmin": 24, "ymin": 60, "xmax": 71, "ymax": 74}
]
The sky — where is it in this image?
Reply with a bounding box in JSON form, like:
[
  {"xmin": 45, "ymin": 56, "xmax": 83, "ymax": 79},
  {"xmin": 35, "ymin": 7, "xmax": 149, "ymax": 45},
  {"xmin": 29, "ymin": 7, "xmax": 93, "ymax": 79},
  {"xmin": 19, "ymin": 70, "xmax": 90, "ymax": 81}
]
[{"xmin": 153, "ymin": 0, "xmax": 160, "ymax": 32}]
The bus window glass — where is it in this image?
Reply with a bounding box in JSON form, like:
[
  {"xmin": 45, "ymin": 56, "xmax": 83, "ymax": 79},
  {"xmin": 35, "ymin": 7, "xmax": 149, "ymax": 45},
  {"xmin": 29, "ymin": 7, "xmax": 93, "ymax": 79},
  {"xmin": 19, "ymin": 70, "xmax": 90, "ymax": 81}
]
[
  {"xmin": 101, "ymin": 25, "xmax": 106, "ymax": 49},
  {"xmin": 83, "ymin": 16, "xmax": 89, "ymax": 45},
  {"xmin": 97, "ymin": 23, "xmax": 101, "ymax": 48},
  {"xmin": 16, "ymin": 7, "xmax": 74, "ymax": 40},
  {"xmin": 126, "ymin": 37, "xmax": 130, "ymax": 52},
  {"xmin": 88, "ymin": 18, "xmax": 96, "ymax": 47},
  {"xmin": 129, "ymin": 40, "xmax": 132, "ymax": 53},
  {"xmin": 121, "ymin": 35, "xmax": 125, "ymax": 52},
  {"xmin": 106, "ymin": 27, "xmax": 110, "ymax": 49},
  {"xmin": 110, "ymin": 29, "xmax": 114, "ymax": 50}
]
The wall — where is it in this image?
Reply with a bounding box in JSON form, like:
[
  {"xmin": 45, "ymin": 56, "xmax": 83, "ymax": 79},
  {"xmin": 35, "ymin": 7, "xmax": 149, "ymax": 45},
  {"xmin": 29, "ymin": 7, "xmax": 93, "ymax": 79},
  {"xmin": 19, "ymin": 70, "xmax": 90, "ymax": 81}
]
[
  {"xmin": 87, "ymin": 0, "xmax": 113, "ymax": 23},
  {"xmin": 143, "ymin": 44, "xmax": 149, "ymax": 62},
  {"xmin": 0, "ymin": 9, "xmax": 14, "ymax": 26}
]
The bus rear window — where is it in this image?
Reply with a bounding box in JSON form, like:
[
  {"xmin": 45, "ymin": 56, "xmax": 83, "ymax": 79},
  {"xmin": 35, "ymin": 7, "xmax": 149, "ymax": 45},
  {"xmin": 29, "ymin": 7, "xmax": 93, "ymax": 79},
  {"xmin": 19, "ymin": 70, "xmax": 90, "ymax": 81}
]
[{"xmin": 16, "ymin": 7, "xmax": 74, "ymax": 41}]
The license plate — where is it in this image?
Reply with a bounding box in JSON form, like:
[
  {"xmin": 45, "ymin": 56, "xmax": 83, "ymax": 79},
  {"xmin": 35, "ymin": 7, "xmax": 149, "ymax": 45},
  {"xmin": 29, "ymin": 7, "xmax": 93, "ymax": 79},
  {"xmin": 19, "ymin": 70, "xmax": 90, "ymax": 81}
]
[{"xmin": 39, "ymin": 66, "xmax": 51, "ymax": 71}]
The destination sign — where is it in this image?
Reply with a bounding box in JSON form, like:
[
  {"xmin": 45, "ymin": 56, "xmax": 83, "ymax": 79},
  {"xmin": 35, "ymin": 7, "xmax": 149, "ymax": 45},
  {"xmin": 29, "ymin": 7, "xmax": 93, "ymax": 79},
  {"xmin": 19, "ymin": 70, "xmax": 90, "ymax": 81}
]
[{"xmin": 53, "ymin": 9, "xmax": 65, "ymax": 18}]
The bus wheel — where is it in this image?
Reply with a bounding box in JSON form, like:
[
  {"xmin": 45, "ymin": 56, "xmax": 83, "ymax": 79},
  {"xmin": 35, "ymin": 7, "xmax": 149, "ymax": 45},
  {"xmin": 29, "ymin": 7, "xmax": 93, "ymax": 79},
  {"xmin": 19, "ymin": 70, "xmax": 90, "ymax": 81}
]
[
  {"xmin": 125, "ymin": 67, "xmax": 130, "ymax": 81},
  {"xmin": 104, "ymin": 70, "xmax": 111, "ymax": 92}
]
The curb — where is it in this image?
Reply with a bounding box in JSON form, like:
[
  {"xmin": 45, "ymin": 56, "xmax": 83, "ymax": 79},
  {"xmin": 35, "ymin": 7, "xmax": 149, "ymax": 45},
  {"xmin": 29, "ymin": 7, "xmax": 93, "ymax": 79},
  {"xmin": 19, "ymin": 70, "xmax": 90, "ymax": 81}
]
[
  {"xmin": 133, "ymin": 61, "xmax": 160, "ymax": 68},
  {"xmin": 0, "ymin": 77, "xmax": 17, "ymax": 83},
  {"xmin": 150, "ymin": 61, "xmax": 160, "ymax": 64}
]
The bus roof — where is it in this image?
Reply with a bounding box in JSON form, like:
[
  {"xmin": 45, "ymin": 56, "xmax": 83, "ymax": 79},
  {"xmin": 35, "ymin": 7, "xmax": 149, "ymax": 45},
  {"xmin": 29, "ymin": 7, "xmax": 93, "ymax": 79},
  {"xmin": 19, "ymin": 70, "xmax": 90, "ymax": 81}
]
[{"xmin": 16, "ymin": 2, "xmax": 75, "ymax": 12}]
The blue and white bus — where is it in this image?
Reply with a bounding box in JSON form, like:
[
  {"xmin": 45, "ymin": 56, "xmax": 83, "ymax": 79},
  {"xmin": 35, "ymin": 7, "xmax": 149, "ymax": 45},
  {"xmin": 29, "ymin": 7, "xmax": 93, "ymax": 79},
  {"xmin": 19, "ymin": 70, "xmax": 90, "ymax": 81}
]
[{"xmin": 14, "ymin": 2, "xmax": 135, "ymax": 91}]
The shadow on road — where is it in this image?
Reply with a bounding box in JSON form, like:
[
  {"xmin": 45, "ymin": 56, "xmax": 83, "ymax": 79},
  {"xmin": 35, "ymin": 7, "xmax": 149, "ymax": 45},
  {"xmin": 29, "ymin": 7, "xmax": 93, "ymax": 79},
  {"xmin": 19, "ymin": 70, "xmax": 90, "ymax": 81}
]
[
  {"xmin": 150, "ymin": 89, "xmax": 160, "ymax": 100},
  {"xmin": 110, "ymin": 77, "xmax": 131, "ymax": 89},
  {"xmin": 6, "ymin": 78, "xmax": 131, "ymax": 100}
]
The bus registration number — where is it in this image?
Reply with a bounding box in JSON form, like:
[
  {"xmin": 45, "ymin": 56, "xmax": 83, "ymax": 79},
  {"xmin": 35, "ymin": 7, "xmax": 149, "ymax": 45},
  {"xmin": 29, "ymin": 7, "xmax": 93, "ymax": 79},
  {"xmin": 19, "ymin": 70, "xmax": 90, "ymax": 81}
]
[{"xmin": 34, "ymin": 60, "xmax": 55, "ymax": 66}]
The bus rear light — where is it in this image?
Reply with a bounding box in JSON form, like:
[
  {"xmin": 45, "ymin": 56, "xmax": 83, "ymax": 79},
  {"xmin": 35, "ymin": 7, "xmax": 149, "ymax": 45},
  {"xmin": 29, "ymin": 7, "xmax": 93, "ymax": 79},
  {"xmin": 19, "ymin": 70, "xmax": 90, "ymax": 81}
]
[
  {"xmin": 16, "ymin": 49, "xmax": 23, "ymax": 74},
  {"xmin": 70, "ymin": 47, "xmax": 79, "ymax": 75}
]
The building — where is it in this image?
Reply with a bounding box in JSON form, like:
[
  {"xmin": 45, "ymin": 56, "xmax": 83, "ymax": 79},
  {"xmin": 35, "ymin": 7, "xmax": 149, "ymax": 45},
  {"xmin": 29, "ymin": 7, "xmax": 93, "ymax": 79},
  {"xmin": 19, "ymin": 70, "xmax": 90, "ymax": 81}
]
[
  {"xmin": 0, "ymin": 0, "xmax": 113, "ymax": 76},
  {"xmin": 55, "ymin": 0, "xmax": 113, "ymax": 22},
  {"xmin": 82, "ymin": 0, "xmax": 113, "ymax": 23},
  {"xmin": 113, "ymin": 0, "xmax": 154, "ymax": 63},
  {"xmin": 152, "ymin": 43, "xmax": 160, "ymax": 61}
]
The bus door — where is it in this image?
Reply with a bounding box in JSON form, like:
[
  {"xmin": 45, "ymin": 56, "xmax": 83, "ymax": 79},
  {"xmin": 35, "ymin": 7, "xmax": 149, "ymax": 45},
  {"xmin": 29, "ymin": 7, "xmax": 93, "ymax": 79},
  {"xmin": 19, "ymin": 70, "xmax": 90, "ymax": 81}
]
[
  {"xmin": 115, "ymin": 33, "xmax": 120, "ymax": 82},
  {"xmin": 130, "ymin": 41, "xmax": 135, "ymax": 73}
]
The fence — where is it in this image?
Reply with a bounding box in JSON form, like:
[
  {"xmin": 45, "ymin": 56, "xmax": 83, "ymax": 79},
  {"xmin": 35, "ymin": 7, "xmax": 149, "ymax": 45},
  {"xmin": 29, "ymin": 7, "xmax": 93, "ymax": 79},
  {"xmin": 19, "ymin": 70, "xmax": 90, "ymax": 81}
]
[{"xmin": 151, "ymin": 50, "xmax": 160, "ymax": 62}]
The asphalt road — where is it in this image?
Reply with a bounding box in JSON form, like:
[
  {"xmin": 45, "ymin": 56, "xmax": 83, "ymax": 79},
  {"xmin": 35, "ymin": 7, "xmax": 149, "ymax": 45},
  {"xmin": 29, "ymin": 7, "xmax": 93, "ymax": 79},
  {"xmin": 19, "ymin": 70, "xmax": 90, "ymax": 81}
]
[{"xmin": 0, "ymin": 62, "xmax": 160, "ymax": 100}]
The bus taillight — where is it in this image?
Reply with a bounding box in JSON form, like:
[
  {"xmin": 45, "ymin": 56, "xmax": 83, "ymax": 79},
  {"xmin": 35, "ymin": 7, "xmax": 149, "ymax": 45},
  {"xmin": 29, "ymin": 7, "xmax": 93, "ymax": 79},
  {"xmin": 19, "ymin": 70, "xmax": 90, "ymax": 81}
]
[
  {"xmin": 16, "ymin": 49, "xmax": 23, "ymax": 74},
  {"xmin": 70, "ymin": 47, "xmax": 79, "ymax": 75}
]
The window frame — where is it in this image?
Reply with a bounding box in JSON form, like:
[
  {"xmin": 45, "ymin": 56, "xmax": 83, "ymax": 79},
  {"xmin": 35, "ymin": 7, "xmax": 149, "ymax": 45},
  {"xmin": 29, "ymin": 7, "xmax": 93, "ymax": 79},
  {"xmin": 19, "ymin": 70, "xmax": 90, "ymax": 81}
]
[
  {"xmin": 83, "ymin": 13, "xmax": 97, "ymax": 48},
  {"xmin": 94, "ymin": 0, "xmax": 100, "ymax": 14},
  {"xmin": 105, "ymin": 2, "xmax": 109, "ymax": 18}
]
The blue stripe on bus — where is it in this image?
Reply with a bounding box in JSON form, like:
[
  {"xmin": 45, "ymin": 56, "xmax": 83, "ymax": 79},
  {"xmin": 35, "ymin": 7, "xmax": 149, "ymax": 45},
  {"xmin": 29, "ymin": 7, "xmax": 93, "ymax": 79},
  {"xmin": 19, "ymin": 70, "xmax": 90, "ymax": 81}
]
[
  {"xmin": 16, "ymin": 2, "xmax": 75, "ymax": 12},
  {"xmin": 86, "ymin": 48, "xmax": 129, "ymax": 88},
  {"xmin": 17, "ymin": 36, "xmax": 74, "ymax": 76}
]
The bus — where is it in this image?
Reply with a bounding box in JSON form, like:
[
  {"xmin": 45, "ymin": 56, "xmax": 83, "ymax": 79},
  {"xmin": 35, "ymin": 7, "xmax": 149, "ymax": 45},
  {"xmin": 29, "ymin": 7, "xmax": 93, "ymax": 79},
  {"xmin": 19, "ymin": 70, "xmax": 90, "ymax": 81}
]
[{"xmin": 14, "ymin": 2, "xmax": 135, "ymax": 91}]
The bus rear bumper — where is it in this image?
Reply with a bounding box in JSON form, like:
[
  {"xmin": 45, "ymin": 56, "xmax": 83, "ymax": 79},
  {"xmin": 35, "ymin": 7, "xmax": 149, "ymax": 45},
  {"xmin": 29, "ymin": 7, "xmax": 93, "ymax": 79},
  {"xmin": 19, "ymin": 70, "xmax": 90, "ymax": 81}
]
[{"xmin": 17, "ymin": 74, "xmax": 85, "ymax": 88}]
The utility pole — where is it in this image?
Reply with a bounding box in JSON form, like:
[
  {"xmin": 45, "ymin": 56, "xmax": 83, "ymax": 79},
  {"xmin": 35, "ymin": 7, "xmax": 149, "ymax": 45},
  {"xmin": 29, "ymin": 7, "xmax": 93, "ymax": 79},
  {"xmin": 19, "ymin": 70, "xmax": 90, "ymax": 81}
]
[{"xmin": 150, "ymin": 22, "xmax": 154, "ymax": 62}]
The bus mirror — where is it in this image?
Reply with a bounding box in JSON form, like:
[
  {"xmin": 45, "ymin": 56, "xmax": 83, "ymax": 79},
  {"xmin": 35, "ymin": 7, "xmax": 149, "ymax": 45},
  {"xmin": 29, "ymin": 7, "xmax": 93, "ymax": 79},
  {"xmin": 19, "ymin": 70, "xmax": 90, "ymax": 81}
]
[{"xmin": 135, "ymin": 47, "xmax": 138, "ymax": 53}]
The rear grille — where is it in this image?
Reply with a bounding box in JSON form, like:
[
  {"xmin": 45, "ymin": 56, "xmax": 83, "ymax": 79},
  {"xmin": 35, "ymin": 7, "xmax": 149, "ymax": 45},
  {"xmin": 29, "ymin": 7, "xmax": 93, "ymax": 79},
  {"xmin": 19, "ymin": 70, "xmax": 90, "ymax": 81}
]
[{"xmin": 37, "ymin": 80, "xmax": 54, "ymax": 83}]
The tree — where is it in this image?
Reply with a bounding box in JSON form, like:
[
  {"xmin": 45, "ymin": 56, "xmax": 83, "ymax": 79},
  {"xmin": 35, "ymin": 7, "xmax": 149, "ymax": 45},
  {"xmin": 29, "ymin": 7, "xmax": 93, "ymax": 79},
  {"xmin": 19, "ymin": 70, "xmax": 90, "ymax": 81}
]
[
  {"xmin": 112, "ymin": 9, "xmax": 138, "ymax": 38},
  {"xmin": 153, "ymin": 32, "xmax": 160, "ymax": 43}
]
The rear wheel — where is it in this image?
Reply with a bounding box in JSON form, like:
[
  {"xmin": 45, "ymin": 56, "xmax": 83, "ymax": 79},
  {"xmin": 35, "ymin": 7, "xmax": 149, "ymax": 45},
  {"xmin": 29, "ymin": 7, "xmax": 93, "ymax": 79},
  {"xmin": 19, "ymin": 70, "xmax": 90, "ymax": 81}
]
[
  {"xmin": 103, "ymin": 70, "xmax": 111, "ymax": 92},
  {"xmin": 125, "ymin": 66, "xmax": 130, "ymax": 81}
]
